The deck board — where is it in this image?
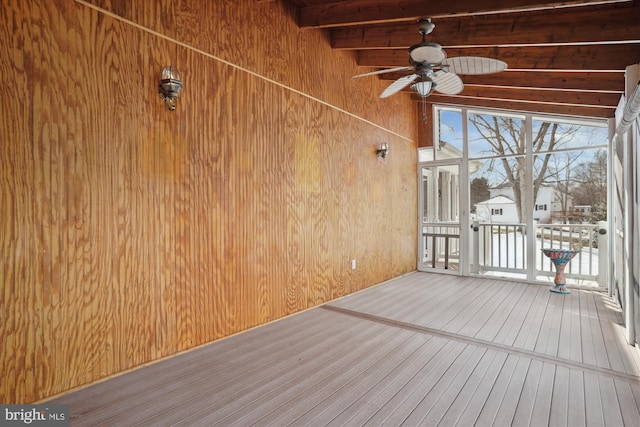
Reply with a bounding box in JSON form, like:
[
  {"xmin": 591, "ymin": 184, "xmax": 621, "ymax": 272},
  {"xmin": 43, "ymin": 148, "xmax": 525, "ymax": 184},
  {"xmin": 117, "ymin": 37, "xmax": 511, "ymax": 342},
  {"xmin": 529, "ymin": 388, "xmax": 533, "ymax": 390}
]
[
  {"xmin": 436, "ymin": 350, "xmax": 508, "ymax": 427},
  {"xmin": 535, "ymin": 291, "xmax": 564, "ymax": 357},
  {"xmin": 579, "ymin": 291, "xmax": 599, "ymax": 367},
  {"xmin": 600, "ymin": 376, "xmax": 625, "ymax": 426},
  {"xmin": 445, "ymin": 281, "xmax": 507, "ymax": 336},
  {"xmin": 386, "ymin": 344, "xmax": 484, "ymax": 426},
  {"xmin": 585, "ymin": 292, "xmax": 612, "ymax": 369},
  {"xmin": 288, "ymin": 337, "xmax": 433, "ymax": 426},
  {"xmin": 584, "ymin": 372, "xmax": 605, "ymax": 425},
  {"xmin": 513, "ymin": 286, "xmax": 551, "ymax": 352},
  {"xmin": 235, "ymin": 330, "xmax": 426, "ymax": 426},
  {"xmin": 473, "ymin": 279, "xmax": 528, "ymax": 342},
  {"xmin": 593, "ymin": 294, "xmax": 627, "ymax": 373},
  {"xmin": 234, "ymin": 337, "xmax": 413, "ymax": 425},
  {"xmin": 567, "ymin": 369, "xmax": 587, "ymax": 426},
  {"xmin": 511, "ymin": 358, "xmax": 544, "ymax": 426},
  {"xmin": 529, "ymin": 362, "xmax": 555, "ymax": 426},
  {"xmin": 47, "ymin": 272, "xmax": 640, "ymax": 426},
  {"xmin": 400, "ymin": 345, "xmax": 488, "ymax": 425},
  {"xmin": 473, "ymin": 354, "xmax": 523, "ymax": 426},
  {"xmin": 458, "ymin": 281, "xmax": 520, "ymax": 338},
  {"xmin": 422, "ymin": 279, "xmax": 501, "ymax": 331},
  {"xmin": 569, "ymin": 291, "xmax": 584, "ymax": 363},
  {"xmin": 324, "ymin": 336, "xmax": 450, "ymax": 426},
  {"xmin": 493, "ymin": 283, "xmax": 541, "ymax": 347},
  {"xmin": 363, "ymin": 341, "xmax": 468, "ymax": 426},
  {"xmin": 146, "ymin": 314, "xmax": 395, "ymax": 426},
  {"xmin": 548, "ymin": 365, "xmax": 570, "ymax": 427},
  {"xmin": 614, "ymin": 379, "xmax": 640, "ymax": 425}
]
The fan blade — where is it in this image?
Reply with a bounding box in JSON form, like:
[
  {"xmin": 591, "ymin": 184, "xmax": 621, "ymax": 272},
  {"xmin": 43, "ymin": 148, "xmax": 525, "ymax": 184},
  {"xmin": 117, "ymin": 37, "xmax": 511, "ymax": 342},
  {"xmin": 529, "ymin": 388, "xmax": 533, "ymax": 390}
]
[
  {"xmin": 380, "ymin": 74, "xmax": 419, "ymax": 98},
  {"xmin": 352, "ymin": 66, "xmax": 413, "ymax": 79},
  {"xmin": 410, "ymin": 45, "xmax": 445, "ymax": 64},
  {"xmin": 432, "ymin": 71, "xmax": 464, "ymax": 95},
  {"xmin": 443, "ymin": 56, "xmax": 507, "ymax": 75}
]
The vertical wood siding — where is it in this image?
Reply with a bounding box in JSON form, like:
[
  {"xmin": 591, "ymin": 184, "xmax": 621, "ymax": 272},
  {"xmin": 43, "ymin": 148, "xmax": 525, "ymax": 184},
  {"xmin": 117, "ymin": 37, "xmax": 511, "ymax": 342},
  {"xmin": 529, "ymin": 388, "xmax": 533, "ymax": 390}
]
[{"xmin": 0, "ymin": 0, "xmax": 418, "ymax": 402}]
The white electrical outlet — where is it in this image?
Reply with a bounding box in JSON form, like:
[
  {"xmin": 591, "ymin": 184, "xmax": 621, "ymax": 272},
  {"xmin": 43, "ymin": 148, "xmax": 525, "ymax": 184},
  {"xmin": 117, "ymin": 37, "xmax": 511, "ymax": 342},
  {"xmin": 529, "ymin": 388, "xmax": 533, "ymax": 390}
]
[{"xmin": 351, "ymin": 259, "xmax": 356, "ymax": 270}]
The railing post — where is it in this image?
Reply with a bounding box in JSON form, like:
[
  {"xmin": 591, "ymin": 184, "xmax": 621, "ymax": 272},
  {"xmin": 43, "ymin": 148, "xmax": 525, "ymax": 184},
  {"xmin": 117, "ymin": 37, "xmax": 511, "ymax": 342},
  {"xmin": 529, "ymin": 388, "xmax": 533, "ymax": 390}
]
[
  {"xmin": 444, "ymin": 236, "xmax": 450, "ymax": 269},
  {"xmin": 532, "ymin": 221, "xmax": 538, "ymax": 274},
  {"xmin": 472, "ymin": 220, "xmax": 480, "ymax": 274},
  {"xmin": 432, "ymin": 235, "xmax": 437, "ymax": 268},
  {"xmin": 597, "ymin": 220, "xmax": 608, "ymax": 289}
]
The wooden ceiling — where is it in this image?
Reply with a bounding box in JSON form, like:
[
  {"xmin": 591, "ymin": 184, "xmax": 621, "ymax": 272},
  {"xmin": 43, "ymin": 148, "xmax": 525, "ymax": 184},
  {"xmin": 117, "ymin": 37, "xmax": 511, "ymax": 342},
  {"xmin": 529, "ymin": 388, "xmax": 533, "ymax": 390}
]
[{"xmin": 283, "ymin": 0, "xmax": 640, "ymax": 119}]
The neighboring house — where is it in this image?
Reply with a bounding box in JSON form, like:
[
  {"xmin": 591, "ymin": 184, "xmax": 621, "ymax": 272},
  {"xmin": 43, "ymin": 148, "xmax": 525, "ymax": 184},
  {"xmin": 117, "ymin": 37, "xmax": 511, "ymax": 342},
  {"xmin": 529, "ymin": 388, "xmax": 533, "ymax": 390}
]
[
  {"xmin": 574, "ymin": 205, "xmax": 592, "ymax": 216},
  {"xmin": 477, "ymin": 185, "xmax": 572, "ymax": 223},
  {"xmin": 475, "ymin": 195, "xmax": 519, "ymax": 223}
]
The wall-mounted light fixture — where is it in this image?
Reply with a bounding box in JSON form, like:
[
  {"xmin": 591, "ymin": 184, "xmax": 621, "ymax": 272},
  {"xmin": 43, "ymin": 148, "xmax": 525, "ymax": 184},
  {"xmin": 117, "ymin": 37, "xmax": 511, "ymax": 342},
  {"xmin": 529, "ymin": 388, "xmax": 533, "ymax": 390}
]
[
  {"xmin": 377, "ymin": 142, "xmax": 389, "ymax": 159},
  {"xmin": 158, "ymin": 66, "xmax": 183, "ymax": 111}
]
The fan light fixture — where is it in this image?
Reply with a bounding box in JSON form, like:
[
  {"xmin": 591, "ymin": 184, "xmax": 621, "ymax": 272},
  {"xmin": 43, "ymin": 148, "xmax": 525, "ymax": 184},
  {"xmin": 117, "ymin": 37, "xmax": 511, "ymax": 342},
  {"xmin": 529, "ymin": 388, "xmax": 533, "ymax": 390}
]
[
  {"xmin": 411, "ymin": 77, "xmax": 436, "ymax": 123},
  {"xmin": 158, "ymin": 66, "xmax": 183, "ymax": 111},
  {"xmin": 411, "ymin": 79, "xmax": 434, "ymax": 97},
  {"xmin": 377, "ymin": 142, "xmax": 389, "ymax": 159}
]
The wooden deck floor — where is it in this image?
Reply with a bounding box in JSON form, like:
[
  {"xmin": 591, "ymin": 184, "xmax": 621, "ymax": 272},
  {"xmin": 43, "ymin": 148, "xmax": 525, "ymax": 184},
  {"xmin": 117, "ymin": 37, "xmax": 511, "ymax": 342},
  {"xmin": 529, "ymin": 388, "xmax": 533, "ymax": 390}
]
[{"xmin": 49, "ymin": 272, "xmax": 640, "ymax": 426}]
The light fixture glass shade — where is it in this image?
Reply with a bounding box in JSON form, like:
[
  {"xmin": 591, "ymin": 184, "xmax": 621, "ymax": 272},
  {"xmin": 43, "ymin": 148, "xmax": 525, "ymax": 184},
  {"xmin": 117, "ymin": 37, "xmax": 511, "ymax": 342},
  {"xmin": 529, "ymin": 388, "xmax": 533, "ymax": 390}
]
[
  {"xmin": 411, "ymin": 79, "xmax": 433, "ymax": 97},
  {"xmin": 161, "ymin": 66, "xmax": 180, "ymax": 82}
]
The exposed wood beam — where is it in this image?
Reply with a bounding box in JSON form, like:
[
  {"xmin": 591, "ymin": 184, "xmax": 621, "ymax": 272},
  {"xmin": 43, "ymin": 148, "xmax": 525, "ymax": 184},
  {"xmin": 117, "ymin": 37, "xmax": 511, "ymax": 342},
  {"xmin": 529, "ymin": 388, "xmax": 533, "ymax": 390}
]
[
  {"xmin": 298, "ymin": 0, "xmax": 632, "ymax": 28},
  {"xmin": 357, "ymin": 44, "xmax": 640, "ymax": 71},
  {"xmin": 441, "ymin": 86, "xmax": 620, "ymax": 106},
  {"xmin": 331, "ymin": 6, "xmax": 640, "ymax": 49},
  {"xmin": 430, "ymin": 71, "xmax": 624, "ymax": 92},
  {"xmin": 424, "ymin": 95, "xmax": 616, "ymax": 118},
  {"xmin": 381, "ymin": 70, "xmax": 624, "ymax": 92},
  {"xmin": 388, "ymin": 84, "xmax": 619, "ymax": 108}
]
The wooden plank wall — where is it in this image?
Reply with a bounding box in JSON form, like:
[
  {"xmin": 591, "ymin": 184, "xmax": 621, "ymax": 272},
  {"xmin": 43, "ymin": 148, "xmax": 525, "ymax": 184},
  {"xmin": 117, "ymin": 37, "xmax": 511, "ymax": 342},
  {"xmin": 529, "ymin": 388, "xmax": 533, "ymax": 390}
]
[
  {"xmin": 416, "ymin": 105, "xmax": 433, "ymax": 148},
  {"xmin": 0, "ymin": 0, "xmax": 418, "ymax": 403}
]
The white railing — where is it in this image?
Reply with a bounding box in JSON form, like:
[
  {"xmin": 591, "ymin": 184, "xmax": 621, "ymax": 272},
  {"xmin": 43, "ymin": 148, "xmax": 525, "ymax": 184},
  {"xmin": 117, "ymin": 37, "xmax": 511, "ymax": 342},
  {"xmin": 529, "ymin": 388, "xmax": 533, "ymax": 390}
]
[
  {"xmin": 536, "ymin": 223, "xmax": 607, "ymax": 285},
  {"xmin": 471, "ymin": 223, "xmax": 527, "ymax": 275},
  {"xmin": 471, "ymin": 221, "xmax": 608, "ymax": 287},
  {"xmin": 422, "ymin": 224, "xmax": 460, "ymax": 270}
]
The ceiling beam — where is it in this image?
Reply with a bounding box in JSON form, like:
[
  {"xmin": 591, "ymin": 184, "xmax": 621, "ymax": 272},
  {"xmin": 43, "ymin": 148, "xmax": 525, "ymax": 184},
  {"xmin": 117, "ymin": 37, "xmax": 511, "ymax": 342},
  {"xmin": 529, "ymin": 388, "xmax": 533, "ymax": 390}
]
[
  {"xmin": 427, "ymin": 71, "xmax": 624, "ymax": 92},
  {"xmin": 382, "ymin": 70, "xmax": 624, "ymax": 92},
  {"xmin": 356, "ymin": 44, "xmax": 640, "ymax": 71},
  {"xmin": 382, "ymin": 84, "xmax": 620, "ymax": 107},
  {"xmin": 331, "ymin": 6, "xmax": 640, "ymax": 49},
  {"xmin": 298, "ymin": 0, "xmax": 632, "ymax": 28},
  {"xmin": 424, "ymin": 95, "xmax": 616, "ymax": 118},
  {"xmin": 440, "ymin": 86, "xmax": 620, "ymax": 106}
]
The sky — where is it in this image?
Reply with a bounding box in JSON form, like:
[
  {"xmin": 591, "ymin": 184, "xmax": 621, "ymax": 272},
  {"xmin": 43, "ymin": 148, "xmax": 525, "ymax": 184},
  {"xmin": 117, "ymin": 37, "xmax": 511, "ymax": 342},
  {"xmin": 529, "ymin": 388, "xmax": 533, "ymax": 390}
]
[{"xmin": 436, "ymin": 107, "xmax": 609, "ymax": 187}]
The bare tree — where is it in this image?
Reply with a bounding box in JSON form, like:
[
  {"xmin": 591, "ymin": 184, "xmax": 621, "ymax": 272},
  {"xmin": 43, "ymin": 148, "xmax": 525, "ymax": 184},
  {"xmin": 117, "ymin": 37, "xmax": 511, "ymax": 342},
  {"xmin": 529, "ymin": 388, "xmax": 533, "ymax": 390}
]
[
  {"xmin": 572, "ymin": 150, "xmax": 608, "ymax": 222},
  {"xmin": 544, "ymin": 151, "xmax": 586, "ymax": 220},
  {"xmin": 469, "ymin": 115, "xmax": 579, "ymax": 222}
]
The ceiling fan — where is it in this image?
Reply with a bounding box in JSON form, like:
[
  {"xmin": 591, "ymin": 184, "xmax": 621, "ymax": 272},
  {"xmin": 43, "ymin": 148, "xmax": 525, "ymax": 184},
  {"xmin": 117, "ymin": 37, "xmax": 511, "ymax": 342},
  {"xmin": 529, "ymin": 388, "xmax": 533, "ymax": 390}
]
[{"xmin": 353, "ymin": 18, "xmax": 508, "ymax": 101}]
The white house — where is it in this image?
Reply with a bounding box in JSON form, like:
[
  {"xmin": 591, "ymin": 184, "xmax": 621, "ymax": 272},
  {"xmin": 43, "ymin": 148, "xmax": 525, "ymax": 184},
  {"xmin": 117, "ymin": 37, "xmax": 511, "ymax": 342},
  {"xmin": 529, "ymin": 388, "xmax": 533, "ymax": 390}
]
[
  {"xmin": 476, "ymin": 185, "xmax": 573, "ymax": 224},
  {"xmin": 574, "ymin": 205, "xmax": 592, "ymax": 216},
  {"xmin": 474, "ymin": 185, "xmax": 573, "ymax": 223},
  {"xmin": 475, "ymin": 195, "xmax": 519, "ymax": 223}
]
